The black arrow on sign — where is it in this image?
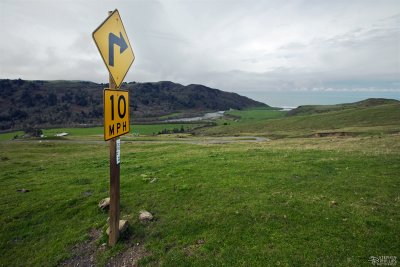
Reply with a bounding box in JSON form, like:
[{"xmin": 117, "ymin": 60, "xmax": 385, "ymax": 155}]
[{"xmin": 108, "ymin": 32, "xmax": 128, "ymax": 67}]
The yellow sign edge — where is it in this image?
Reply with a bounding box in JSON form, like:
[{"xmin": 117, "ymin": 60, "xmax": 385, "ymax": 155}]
[
  {"xmin": 93, "ymin": 9, "xmax": 135, "ymax": 88},
  {"xmin": 103, "ymin": 88, "xmax": 130, "ymax": 141}
]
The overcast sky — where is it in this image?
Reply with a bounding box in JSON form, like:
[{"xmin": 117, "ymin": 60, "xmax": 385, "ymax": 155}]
[{"xmin": 0, "ymin": 0, "xmax": 399, "ymax": 105}]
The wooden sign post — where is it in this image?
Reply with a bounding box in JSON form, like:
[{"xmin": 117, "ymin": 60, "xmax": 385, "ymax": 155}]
[
  {"xmin": 108, "ymin": 73, "xmax": 120, "ymax": 246},
  {"xmin": 93, "ymin": 9, "xmax": 135, "ymax": 246}
]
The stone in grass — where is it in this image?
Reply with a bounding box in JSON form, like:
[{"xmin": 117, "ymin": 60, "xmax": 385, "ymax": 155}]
[
  {"xmin": 16, "ymin": 188, "xmax": 30, "ymax": 193},
  {"xmin": 98, "ymin": 197, "xmax": 110, "ymax": 210},
  {"xmin": 106, "ymin": 220, "xmax": 129, "ymax": 235},
  {"xmin": 82, "ymin": 191, "xmax": 93, "ymax": 197},
  {"xmin": 330, "ymin": 200, "xmax": 338, "ymax": 206},
  {"xmin": 139, "ymin": 210, "xmax": 153, "ymax": 222},
  {"xmin": 197, "ymin": 239, "xmax": 205, "ymax": 245}
]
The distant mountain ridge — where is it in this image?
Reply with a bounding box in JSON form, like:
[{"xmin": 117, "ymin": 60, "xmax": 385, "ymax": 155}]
[
  {"xmin": 0, "ymin": 79, "xmax": 268, "ymax": 130},
  {"xmin": 287, "ymin": 98, "xmax": 399, "ymax": 116}
]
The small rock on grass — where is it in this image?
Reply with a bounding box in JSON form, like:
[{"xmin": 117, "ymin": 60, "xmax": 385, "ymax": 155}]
[
  {"xmin": 139, "ymin": 210, "xmax": 153, "ymax": 222},
  {"xmin": 16, "ymin": 189, "xmax": 30, "ymax": 193},
  {"xmin": 330, "ymin": 200, "xmax": 338, "ymax": 206},
  {"xmin": 98, "ymin": 197, "xmax": 110, "ymax": 210},
  {"xmin": 106, "ymin": 220, "xmax": 129, "ymax": 235},
  {"xmin": 196, "ymin": 239, "xmax": 205, "ymax": 245},
  {"xmin": 83, "ymin": 191, "xmax": 92, "ymax": 197}
]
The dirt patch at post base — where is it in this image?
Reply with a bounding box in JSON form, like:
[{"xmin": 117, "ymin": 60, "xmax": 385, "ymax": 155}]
[
  {"xmin": 60, "ymin": 228, "xmax": 101, "ymax": 267},
  {"xmin": 60, "ymin": 228, "xmax": 147, "ymax": 267}
]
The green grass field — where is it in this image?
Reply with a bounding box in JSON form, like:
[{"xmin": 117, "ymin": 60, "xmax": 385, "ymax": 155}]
[
  {"xmin": 42, "ymin": 124, "xmax": 200, "ymax": 137},
  {"xmin": 0, "ymin": 123, "xmax": 202, "ymax": 141},
  {"xmin": 227, "ymin": 107, "xmax": 285, "ymax": 121},
  {"xmin": 0, "ymin": 131, "xmax": 24, "ymax": 141},
  {"xmin": 0, "ymin": 105, "xmax": 399, "ymax": 266}
]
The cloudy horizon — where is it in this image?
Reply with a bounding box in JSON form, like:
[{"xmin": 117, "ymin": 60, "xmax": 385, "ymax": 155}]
[{"xmin": 1, "ymin": 0, "xmax": 399, "ymax": 106}]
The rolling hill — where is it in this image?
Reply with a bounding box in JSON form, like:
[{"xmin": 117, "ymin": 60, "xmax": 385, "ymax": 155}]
[
  {"xmin": 0, "ymin": 79, "xmax": 267, "ymax": 130},
  {"xmin": 286, "ymin": 98, "xmax": 399, "ymax": 116},
  {"xmin": 197, "ymin": 99, "xmax": 400, "ymax": 137}
]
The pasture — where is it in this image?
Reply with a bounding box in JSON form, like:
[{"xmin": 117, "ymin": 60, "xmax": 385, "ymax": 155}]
[{"xmin": 0, "ymin": 107, "xmax": 399, "ymax": 266}]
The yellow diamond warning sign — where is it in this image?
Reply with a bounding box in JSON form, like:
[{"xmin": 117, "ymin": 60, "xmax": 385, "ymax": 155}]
[
  {"xmin": 103, "ymin": 89, "xmax": 130, "ymax": 140},
  {"xmin": 93, "ymin": 9, "xmax": 135, "ymax": 88}
]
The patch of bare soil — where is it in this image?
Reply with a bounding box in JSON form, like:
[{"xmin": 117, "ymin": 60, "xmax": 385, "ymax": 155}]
[
  {"xmin": 60, "ymin": 228, "xmax": 101, "ymax": 267},
  {"xmin": 313, "ymin": 132, "xmax": 355, "ymax": 137},
  {"xmin": 105, "ymin": 244, "xmax": 147, "ymax": 267},
  {"xmin": 183, "ymin": 239, "xmax": 206, "ymax": 257},
  {"xmin": 60, "ymin": 229, "xmax": 147, "ymax": 267}
]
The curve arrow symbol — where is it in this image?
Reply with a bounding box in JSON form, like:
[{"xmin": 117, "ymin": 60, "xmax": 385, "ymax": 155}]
[{"xmin": 108, "ymin": 32, "xmax": 128, "ymax": 67}]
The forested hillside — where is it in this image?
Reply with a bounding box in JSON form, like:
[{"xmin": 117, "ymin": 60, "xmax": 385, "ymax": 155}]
[{"xmin": 0, "ymin": 79, "xmax": 267, "ymax": 130}]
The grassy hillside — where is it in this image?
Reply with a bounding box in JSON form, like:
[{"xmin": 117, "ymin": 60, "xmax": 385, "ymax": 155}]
[
  {"xmin": 287, "ymin": 98, "xmax": 399, "ymax": 116},
  {"xmin": 0, "ymin": 79, "xmax": 267, "ymax": 131},
  {"xmin": 226, "ymin": 107, "xmax": 284, "ymax": 121},
  {"xmin": 198, "ymin": 101, "xmax": 400, "ymax": 137}
]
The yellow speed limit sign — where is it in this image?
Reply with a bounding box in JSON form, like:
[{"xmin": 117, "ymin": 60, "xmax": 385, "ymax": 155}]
[{"xmin": 103, "ymin": 89, "xmax": 130, "ymax": 140}]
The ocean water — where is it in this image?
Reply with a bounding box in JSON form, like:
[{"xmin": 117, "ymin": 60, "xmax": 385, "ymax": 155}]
[{"xmin": 241, "ymin": 91, "xmax": 400, "ymax": 108}]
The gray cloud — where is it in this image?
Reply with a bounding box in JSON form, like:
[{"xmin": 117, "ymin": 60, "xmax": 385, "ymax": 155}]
[{"xmin": 0, "ymin": 0, "xmax": 399, "ymax": 97}]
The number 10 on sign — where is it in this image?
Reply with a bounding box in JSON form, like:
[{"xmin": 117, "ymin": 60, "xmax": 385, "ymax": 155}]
[{"xmin": 103, "ymin": 89, "xmax": 130, "ymax": 141}]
